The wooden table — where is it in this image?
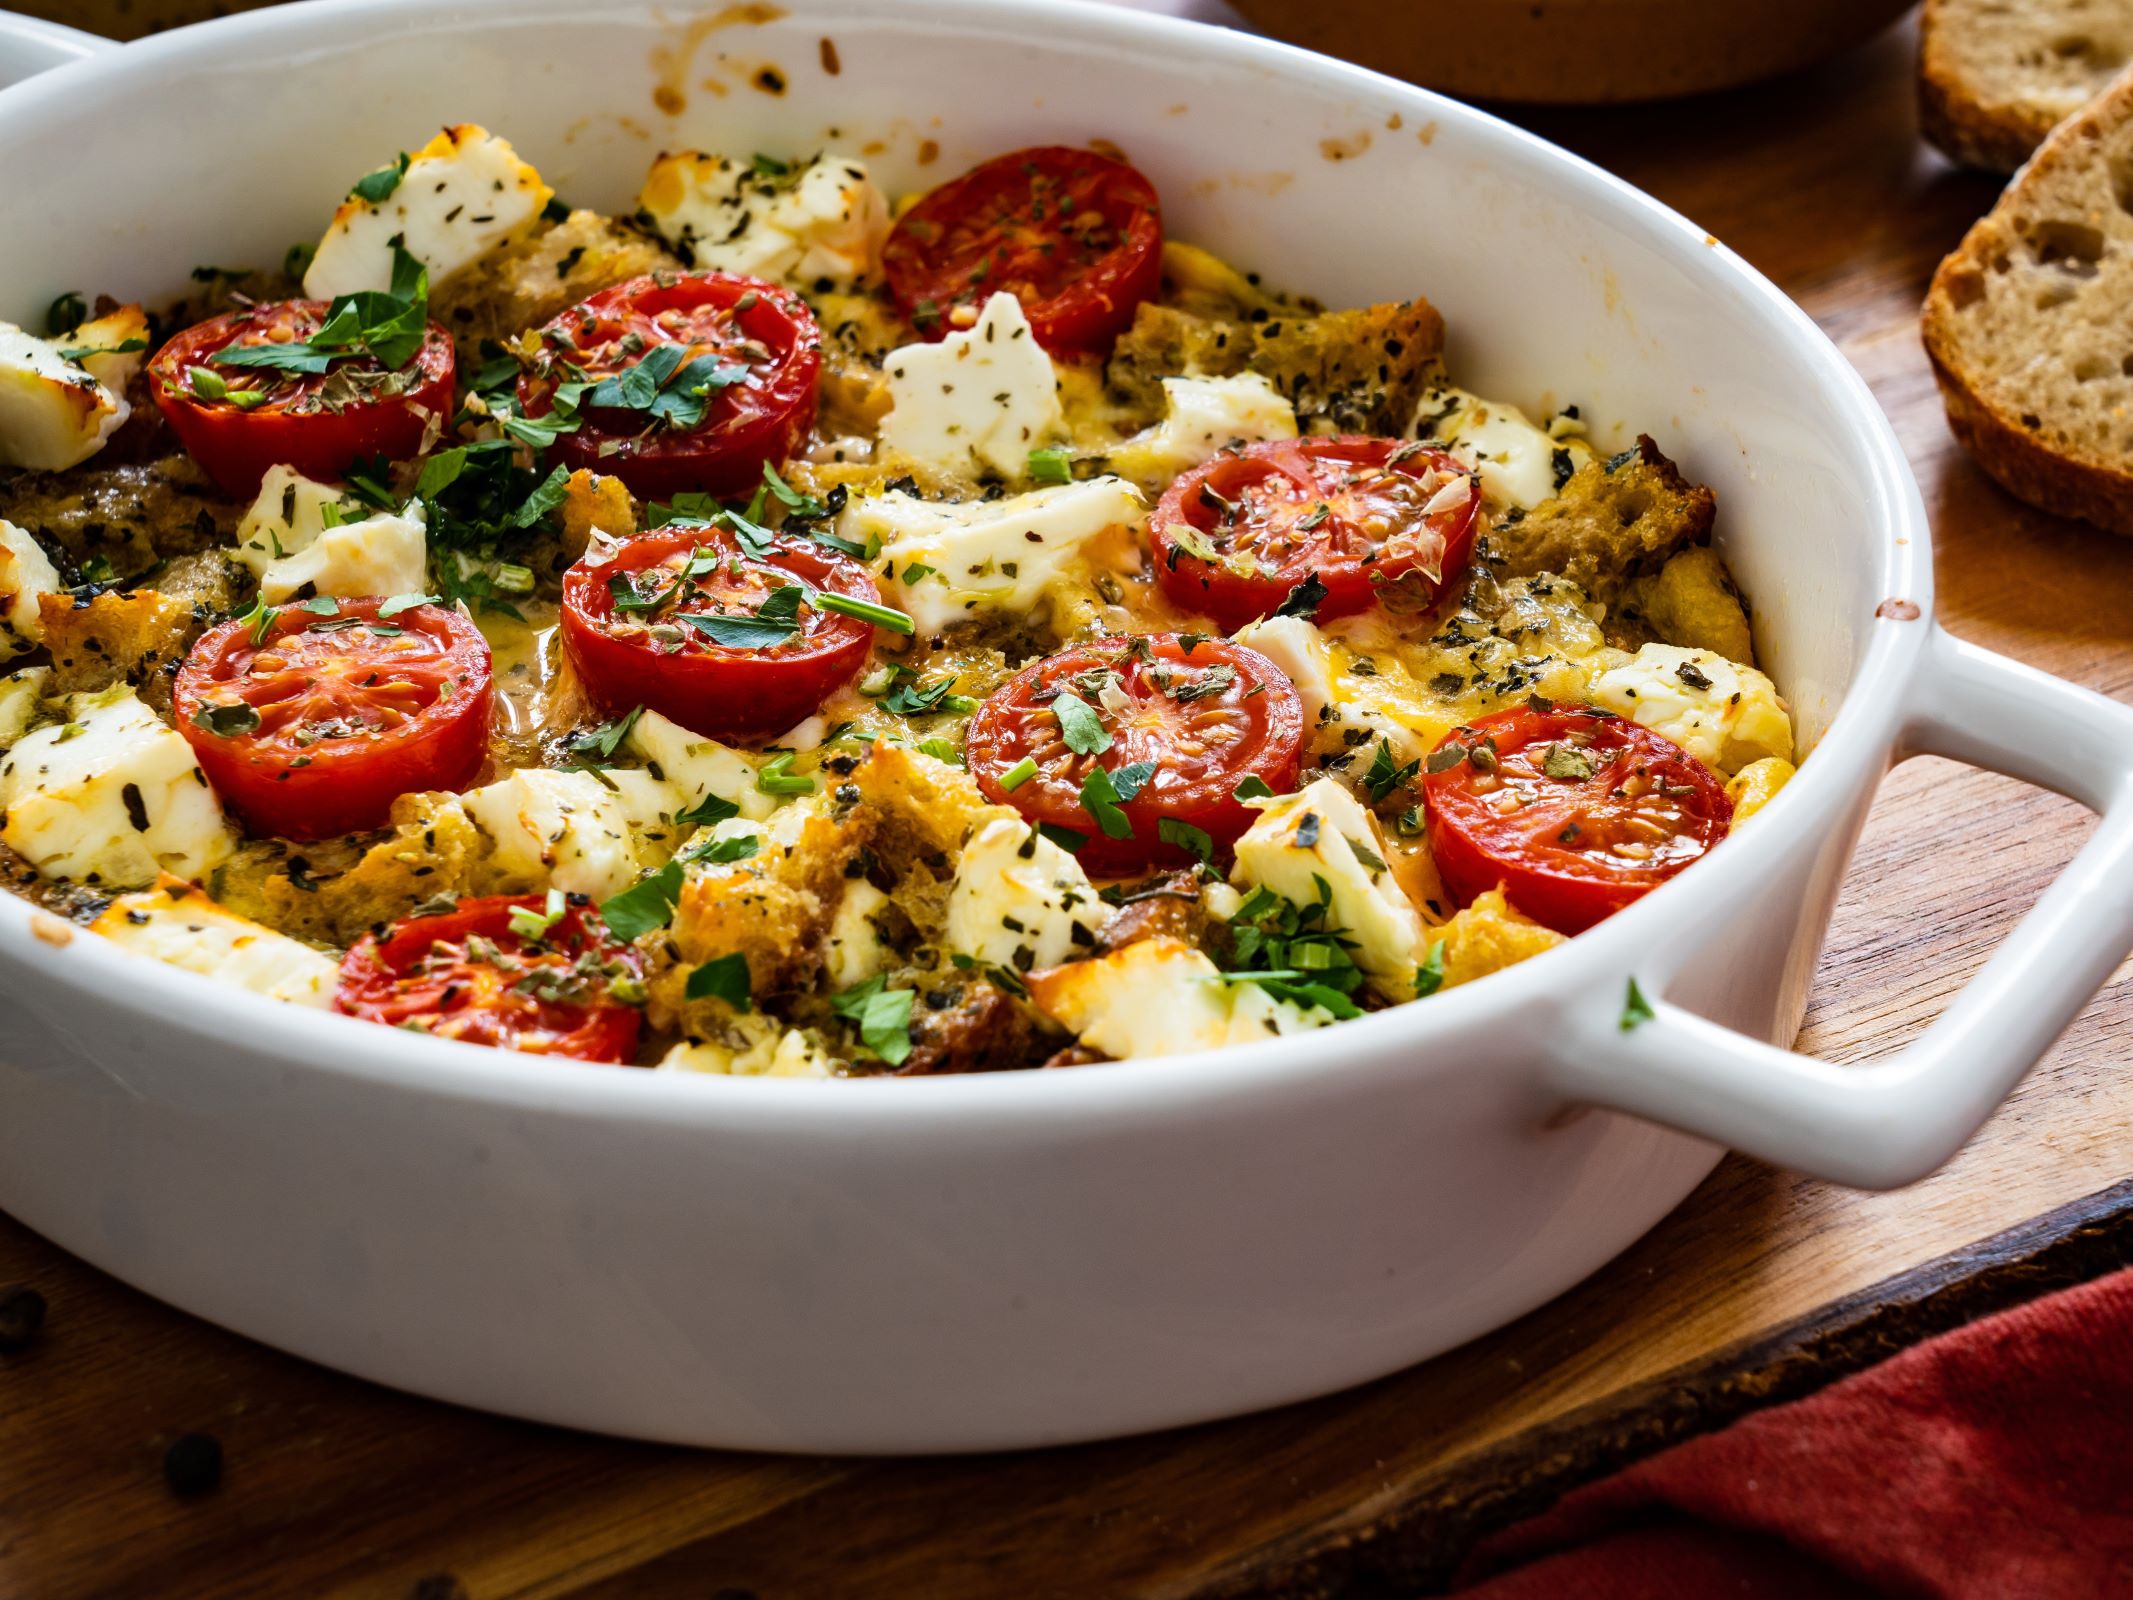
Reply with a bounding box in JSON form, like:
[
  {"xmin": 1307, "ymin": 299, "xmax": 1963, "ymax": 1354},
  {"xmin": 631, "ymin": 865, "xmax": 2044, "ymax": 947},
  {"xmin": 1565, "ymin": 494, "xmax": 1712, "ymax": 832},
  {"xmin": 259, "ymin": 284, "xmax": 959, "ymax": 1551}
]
[{"xmin": 8, "ymin": 11, "xmax": 2133, "ymax": 1599}]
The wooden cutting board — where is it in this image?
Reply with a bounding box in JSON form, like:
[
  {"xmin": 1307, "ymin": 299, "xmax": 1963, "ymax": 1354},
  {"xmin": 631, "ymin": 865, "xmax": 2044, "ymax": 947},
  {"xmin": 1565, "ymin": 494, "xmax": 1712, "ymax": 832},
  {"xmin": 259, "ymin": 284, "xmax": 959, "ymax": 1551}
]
[{"xmin": 6, "ymin": 11, "xmax": 2133, "ymax": 1600}]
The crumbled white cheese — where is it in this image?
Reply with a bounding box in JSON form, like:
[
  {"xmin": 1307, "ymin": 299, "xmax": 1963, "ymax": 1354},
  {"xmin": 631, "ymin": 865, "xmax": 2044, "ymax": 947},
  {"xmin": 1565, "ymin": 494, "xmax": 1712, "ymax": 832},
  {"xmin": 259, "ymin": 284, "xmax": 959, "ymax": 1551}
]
[
  {"xmin": 57, "ymin": 303, "xmax": 150, "ymax": 391},
  {"xmin": 234, "ymin": 464, "xmax": 429, "ymax": 603},
  {"xmin": 624, "ymin": 708, "xmax": 779, "ymax": 822},
  {"xmin": 946, "ymin": 815, "xmax": 1104, "ymax": 971},
  {"xmin": 844, "ymin": 475, "xmax": 1144, "ymax": 635},
  {"xmin": 0, "ymin": 666, "xmax": 51, "ymax": 745},
  {"xmin": 0, "ymin": 686, "xmax": 236, "ymax": 888},
  {"xmin": 1230, "ymin": 777, "xmax": 1424, "ymax": 1000},
  {"xmin": 460, "ymin": 766, "xmax": 661, "ymax": 900},
  {"xmin": 0, "ymin": 520, "xmax": 60, "ymax": 659},
  {"xmin": 91, "ymin": 876, "xmax": 337, "ymax": 1007},
  {"xmin": 303, "ymin": 124, "xmax": 553, "ymax": 298},
  {"xmin": 635, "ymin": 151, "xmax": 887, "ymax": 291},
  {"xmin": 823, "ymin": 877, "xmax": 892, "ymax": 989},
  {"xmin": 1026, "ymin": 935, "xmax": 1334, "ymax": 1060},
  {"xmin": 0, "ymin": 323, "xmax": 129, "ymax": 472},
  {"xmin": 660, "ymin": 1015, "xmax": 835, "ymax": 1077},
  {"xmin": 1110, "ymin": 372, "xmax": 1298, "ymax": 490},
  {"xmin": 1588, "ymin": 643, "xmax": 1794, "ymax": 776},
  {"xmin": 1410, "ymin": 384, "xmax": 1592, "ymax": 511},
  {"xmin": 878, "ymin": 291, "xmax": 1064, "ymax": 480}
]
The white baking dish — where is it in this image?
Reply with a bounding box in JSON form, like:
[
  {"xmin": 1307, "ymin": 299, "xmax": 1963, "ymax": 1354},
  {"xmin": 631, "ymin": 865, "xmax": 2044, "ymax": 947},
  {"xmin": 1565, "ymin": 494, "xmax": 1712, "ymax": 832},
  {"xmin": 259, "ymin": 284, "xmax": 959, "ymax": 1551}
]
[{"xmin": 2, "ymin": 0, "xmax": 2130, "ymax": 1454}]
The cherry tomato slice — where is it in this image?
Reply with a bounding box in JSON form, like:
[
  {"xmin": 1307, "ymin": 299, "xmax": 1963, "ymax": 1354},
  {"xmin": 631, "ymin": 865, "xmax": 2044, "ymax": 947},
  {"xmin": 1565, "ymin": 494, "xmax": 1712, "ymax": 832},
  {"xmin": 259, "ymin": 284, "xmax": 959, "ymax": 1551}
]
[
  {"xmin": 174, "ymin": 598, "xmax": 492, "ymax": 841},
  {"xmin": 519, "ymin": 272, "xmax": 821, "ymax": 502},
  {"xmin": 336, "ymin": 893, "xmax": 646, "ymax": 1063},
  {"xmin": 147, "ymin": 299, "xmax": 456, "ymax": 497},
  {"xmin": 1421, "ymin": 705, "xmax": 1732, "ymax": 936},
  {"xmin": 882, "ymin": 145, "xmax": 1164, "ymax": 354},
  {"xmin": 1150, "ymin": 438, "xmax": 1479, "ymax": 633},
  {"xmin": 560, "ymin": 526, "xmax": 880, "ymax": 743},
  {"xmin": 966, "ymin": 635, "xmax": 1305, "ymax": 876}
]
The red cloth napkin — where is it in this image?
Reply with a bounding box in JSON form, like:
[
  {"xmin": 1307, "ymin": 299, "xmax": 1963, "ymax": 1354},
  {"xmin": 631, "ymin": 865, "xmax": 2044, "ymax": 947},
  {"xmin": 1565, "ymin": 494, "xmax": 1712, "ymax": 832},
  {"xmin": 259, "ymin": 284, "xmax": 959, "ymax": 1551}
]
[{"xmin": 1452, "ymin": 1264, "xmax": 2133, "ymax": 1599}]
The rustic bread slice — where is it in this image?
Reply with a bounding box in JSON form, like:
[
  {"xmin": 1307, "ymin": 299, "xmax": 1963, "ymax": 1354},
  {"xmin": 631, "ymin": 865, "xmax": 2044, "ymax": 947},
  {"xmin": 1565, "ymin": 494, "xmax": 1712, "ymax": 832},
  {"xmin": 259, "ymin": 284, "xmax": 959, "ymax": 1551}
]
[
  {"xmin": 1921, "ymin": 0, "xmax": 2133, "ymax": 171},
  {"xmin": 1924, "ymin": 64, "xmax": 2133, "ymax": 534}
]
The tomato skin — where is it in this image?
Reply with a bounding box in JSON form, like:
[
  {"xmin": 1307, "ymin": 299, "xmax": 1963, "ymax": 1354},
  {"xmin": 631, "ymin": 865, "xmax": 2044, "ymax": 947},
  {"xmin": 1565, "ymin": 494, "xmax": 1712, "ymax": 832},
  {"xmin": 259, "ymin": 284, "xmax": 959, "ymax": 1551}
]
[
  {"xmin": 336, "ymin": 894, "xmax": 645, "ymax": 1063},
  {"xmin": 966, "ymin": 635, "xmax": 1305, "ymax": 876},
  {"xmin": 174, "ymin": 599, "xmax": 492, "ymax": 841},
  {"xmin": 882, "ymin": 145, "xmax": 1164, "ymax": 354},
  {"xmin": 1150, "ymin": 438, "xmax": 1479, "ymax": 632},
  {"xmin": 1421, "ymin": 706, "xmax": 1733, "ymax": 936},
  {"xmin": 147, "ymin": 301, "xmax": 456, "ymax": 497},
  {"xmin": 560, "ymin": 527, "xmax": 879, "ymax": 743},
  {"xmin": 519, "ymin": 272, "xmax": 821, "ymax": 501}
]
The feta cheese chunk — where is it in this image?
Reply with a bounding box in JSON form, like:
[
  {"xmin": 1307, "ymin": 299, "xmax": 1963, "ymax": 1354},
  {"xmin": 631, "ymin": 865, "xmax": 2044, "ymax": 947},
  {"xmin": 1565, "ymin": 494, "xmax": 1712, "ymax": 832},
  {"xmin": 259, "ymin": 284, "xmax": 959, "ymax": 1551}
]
[
  {"xmin": 947, "ymin": 814, "xmax": 1104, "ymax": 971},
  {"xmin": 1025, "ymin": 935, "xmax": 1334, "ymax": 1060},
  {"xmin": 1588, "ymin": 643, "xmax": 1794, "ymax": 776},
  {"xmin": 461, "ymin": 766, "xmax": 663, "ymax": 900},
  {"xmin": 92, "ymin": 875, "xmax": 336, "ymax": 1007},
  {"xmin": 635, "ymin": 151, "xmax": 887, "ymax": 291},
  {"xmin": 0, "ymin": 686, "xmax": 236, "ymax": 888},
  {"xmin": 235, "ymin": 464, "xmax": 429, "ymax": 603},
  {"xmin": 1232, "ymin": 615, "xmax": 1336, "ymax": 727},
  {"xmin": 0, "ymin": 666, "xmax": 48, "ymax": 745},
  {"xmin": 844, "ymin": 476, "xmax": 1145, "ymax": 634},
  {"xmin": 879, "ymin": 291, "xmax": 1064, "ymax": 480},
  {"xmin": 822, "ymin": 877, "xmax": 892, "ymax": 989},
  {"xmin": 57, "ymin": 303, "xmax": 150, "ymax": 391},
  {"xmin": 303, "ymin": 124, "xmax": 554, "ymax": 298},
  {"xmin": 0, "ymin": 323, "xmax": 129, "ymax": 471},
  {"xmin": 660, "ymin": 1015, "xmax": 834, "ymax": 1078},
  {"xmin": 1230, "ymin": 777, "xmax": 1425, "ymax": 1000},
  {"xmin": 1110, "ymin": 372, "xmax": 1298, "ymax": 490},
  {"xmin": 624, "ymin": 708, "xmax": 779, "ymax": 822},
  {"xmin": 0, "ymin": 520, "xmax": 60, "ymax": 659},
  {"xmin": 1409, "ymin": 384, "xmax": 1591, "ymax": 511}
]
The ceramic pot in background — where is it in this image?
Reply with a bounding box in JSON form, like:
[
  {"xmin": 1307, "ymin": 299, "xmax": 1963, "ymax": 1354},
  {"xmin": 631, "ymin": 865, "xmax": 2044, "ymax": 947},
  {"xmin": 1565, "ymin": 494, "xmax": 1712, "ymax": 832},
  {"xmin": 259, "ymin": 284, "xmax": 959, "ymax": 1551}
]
[{"xmin": 1228, "ymin": 0, "xmax": 1918, "ymax": 103}]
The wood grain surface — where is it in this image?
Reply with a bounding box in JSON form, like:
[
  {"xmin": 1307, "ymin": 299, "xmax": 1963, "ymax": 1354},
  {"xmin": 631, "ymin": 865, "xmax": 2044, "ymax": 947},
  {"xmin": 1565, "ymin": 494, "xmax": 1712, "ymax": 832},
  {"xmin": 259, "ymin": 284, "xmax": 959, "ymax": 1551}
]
[{"xmin": 6, "ymin": 10, "xmax": 2133, "ymax": 1600}]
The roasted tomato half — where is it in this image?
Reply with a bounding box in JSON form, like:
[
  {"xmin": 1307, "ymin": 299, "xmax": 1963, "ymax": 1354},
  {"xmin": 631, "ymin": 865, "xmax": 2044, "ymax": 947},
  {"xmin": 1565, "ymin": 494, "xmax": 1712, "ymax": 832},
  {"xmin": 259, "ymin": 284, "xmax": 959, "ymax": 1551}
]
[
  {"xmin": 966, "ymin": 634, "xmax": 1305, "ymax": 876},
  {"xmin": 560, "ymin": 525, "xmax": 884, "ymax": 743},
  {"xmin": 174, "ymin": 597, "xmax": 492, "ymax": 840},
  {"xmin": 519, "ymin": 272, "xmax": 821, "ymax": 501},
  {"xmin": 336, "ymin": 893, "xmax": 646, "ymax": 1063},
  {"xmin": 1421, "ymin": 705, "xmax": 1733, "ymax": 935},
  {"xmin": 147, "ymin": 299, "xmax": 456, "ymax": 496},
  {"xmin": 881, "ymin": 144, "xmax": 1163, "ymax": 354},
  {"xmin": 1149, "ymin": 437, "xmax": 1480, "ymax": 633}
]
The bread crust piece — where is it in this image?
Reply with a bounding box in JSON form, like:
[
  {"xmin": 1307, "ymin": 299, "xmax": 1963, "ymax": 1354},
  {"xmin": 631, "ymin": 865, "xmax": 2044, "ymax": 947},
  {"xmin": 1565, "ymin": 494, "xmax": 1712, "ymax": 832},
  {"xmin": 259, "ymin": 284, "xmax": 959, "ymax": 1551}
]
[
  {"xmin": 1917, "ymin": 0, "xmax": 2133, "ymax": 173},
  {"xmin": 1919, "ymin": 0, "xmax": 2062, "ymax": 172},
  {"xmin": 1922, "ymin": 63, "xmax": 2133, "ymax": 536}
]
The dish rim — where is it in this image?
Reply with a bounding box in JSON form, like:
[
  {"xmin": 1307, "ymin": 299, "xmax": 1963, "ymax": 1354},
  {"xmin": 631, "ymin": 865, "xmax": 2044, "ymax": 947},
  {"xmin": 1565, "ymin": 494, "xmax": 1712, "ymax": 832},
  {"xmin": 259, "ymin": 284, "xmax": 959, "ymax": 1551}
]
[{"xmin": 0, "ymin": 0, "xmax": 1930, "ymax": 1121}]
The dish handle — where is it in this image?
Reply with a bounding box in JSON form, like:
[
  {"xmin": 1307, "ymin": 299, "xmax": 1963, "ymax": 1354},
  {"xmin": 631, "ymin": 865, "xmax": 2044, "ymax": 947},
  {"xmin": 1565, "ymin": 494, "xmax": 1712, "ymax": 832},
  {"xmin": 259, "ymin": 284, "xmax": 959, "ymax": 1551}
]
[
  {"xmin": 1545, "ymin": 624, "xmax": 2133, "ymax": 1189},
  {"xmin": 0, "ymin": 13, "xmax": 112, "ymax": 92}
]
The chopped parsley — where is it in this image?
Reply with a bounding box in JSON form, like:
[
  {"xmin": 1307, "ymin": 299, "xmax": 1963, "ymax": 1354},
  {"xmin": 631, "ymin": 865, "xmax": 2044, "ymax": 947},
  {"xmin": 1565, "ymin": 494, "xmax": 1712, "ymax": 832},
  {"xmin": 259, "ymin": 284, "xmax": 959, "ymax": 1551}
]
[
  {"xmin": 1274, "ymin": 572, "xmax": 1329, "ymax": 619},
  {"xmin": 348, "ymin": 151, "xmax": 411, "ymax": 204},
  {"xmin": 1413, "ymin": 940, "xmax": 1447, "ymax": 997},
  {"xmin": 1363, "ymin": 739, "xmax": 1420, "ymax": 802},
  {"xmin": 1051, "ymin": 690, "xmax": 1111, "ymax": 756},
  {"xmin": 1157, "ymin": 817, "xmax": 1213, "ymax": 866},
  {"xmin": 686, "ymin": 951, "xmax": 753, "ymax": 1011},
  {"xmin": 756, "ymin": 752, "xmax": 816, "ymax": 796},
  {"xmin": 1027, "ymin": 446, "xmax": 1073, "ymax": 485},
  {"xmin": 1619, "ymin": 976, "xmax": 1655, "ymax": 1032},
  {"xmin": 831, "ymin": 974, "xmax": 916, "ymax": 1067},
  {"xmin": 190, "ymin": 701, "xmax": 261, "ymax": 738},
  {"xmin": 600, "ymin": 861, "xmax": 684, "ymax": 942},
  {"xmin": 210, "ymin": 240, "xmax": 431, "ymax": 374}
]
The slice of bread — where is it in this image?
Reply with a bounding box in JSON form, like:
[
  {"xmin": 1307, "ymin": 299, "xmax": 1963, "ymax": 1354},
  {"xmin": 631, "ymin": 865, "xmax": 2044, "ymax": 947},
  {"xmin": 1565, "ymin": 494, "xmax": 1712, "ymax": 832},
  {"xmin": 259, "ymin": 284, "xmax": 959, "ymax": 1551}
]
[
  {"xmin": 1925, "ymin": 62, "xmax": 2133, "ymax": 534},
  {"xmin": 1921, "ymin": 0, "xmax": 2133, "ymax": 171}
]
